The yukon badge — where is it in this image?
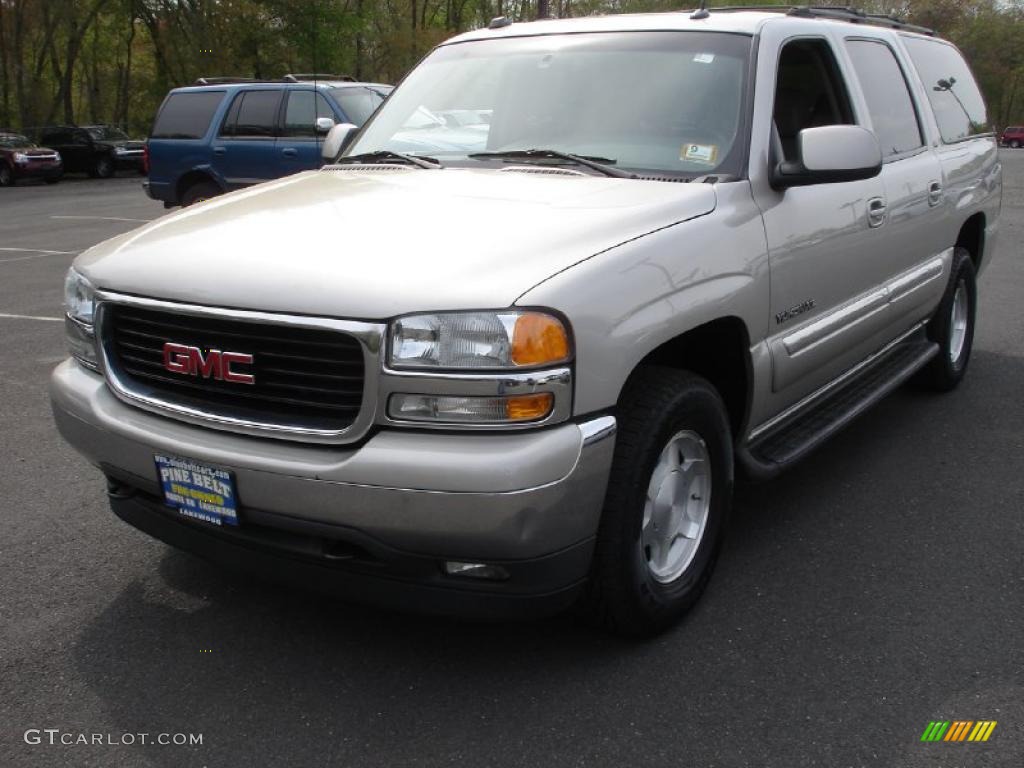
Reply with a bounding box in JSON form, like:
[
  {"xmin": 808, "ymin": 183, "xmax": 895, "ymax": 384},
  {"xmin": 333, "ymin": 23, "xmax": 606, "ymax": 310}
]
[
  {"xmin": 775, "ymin": 299, "xmax": 816, "ymax": 325},
  {"xmin": 162, "ymin": 342, "xmax": 255, "ymax": 385}
]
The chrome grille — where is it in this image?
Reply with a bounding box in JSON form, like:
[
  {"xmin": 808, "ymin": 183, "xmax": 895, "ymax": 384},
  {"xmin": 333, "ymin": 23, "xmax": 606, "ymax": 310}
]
[{"xmin": 99, "ymin": 299, "xmax": 378, "ymax": 440}]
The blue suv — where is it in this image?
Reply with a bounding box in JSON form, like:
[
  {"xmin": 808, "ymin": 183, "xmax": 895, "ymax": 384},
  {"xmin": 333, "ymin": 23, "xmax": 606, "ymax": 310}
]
[{"xmin": 144, "ymin": 76, "xmax": 391, "ymax": 207}]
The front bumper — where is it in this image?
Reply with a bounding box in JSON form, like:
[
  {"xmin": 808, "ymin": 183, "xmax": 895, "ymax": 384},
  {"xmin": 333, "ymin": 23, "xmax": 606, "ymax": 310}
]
[
  {"xmin": 51, "ymin": 361, "xmax": 616, "ymax": 617},
  {"xmin": 14, "ymin": 162, "xmax": 62, "ymax": 180}
]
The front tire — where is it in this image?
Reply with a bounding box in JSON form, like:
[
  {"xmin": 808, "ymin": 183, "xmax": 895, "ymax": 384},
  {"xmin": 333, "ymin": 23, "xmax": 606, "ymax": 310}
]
[
  {"xmin": 915, "ymin": 246, "xmax": 977, "ymax": 391},
  {"xmin": 582, "ymin": 367, "xmax": 733, "ymax": 637},
  {"xmin": 93, "ymin": 156, "xmax": 114, "ymax": 179},
  {"xmin": 0, "ymin": 164, "xmax": 13, "ymax": 187},
  {"xmin": 1010, "ymin": 140, "xmax": 1021, "ymax": 149}
]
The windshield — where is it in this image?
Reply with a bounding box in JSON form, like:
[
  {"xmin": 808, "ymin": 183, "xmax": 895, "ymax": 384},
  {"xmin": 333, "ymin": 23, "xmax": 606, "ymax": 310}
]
[
  {"xmin": 0, "ymin": 134, "xmax": 33, "ymax": 149},
  {"xmin": 349, "ymin": 32, "xmax": 751, "ymax": 177},
  {"xmin": 86, "ymin": 126, "xmax": 129, "ymax": 141},
  {"xmin": 329, "ymin": 87, "xmax": 390, "ymax": 126}
]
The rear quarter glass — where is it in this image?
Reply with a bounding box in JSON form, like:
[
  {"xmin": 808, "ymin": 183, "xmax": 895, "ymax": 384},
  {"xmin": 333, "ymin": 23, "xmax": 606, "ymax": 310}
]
[
  {"xmin": 151, "ymin": 90, "xmax": 226, "ymax": 139},
  {"xmin": 901, "ymin": 35, "xmax": 990, "ymax": 143}
]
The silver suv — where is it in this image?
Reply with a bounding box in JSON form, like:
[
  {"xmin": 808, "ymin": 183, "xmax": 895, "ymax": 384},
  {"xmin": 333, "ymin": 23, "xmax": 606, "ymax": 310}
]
[{"xmin": 52, "ymin": 8, "xmax": 1001, "ymax": 636}]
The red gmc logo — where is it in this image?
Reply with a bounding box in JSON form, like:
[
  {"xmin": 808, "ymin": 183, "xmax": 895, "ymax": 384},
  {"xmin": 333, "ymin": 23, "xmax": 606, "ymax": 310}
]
[{"xmin": 162, "ymin": 343, "xmax": 255, "ymax": 385}]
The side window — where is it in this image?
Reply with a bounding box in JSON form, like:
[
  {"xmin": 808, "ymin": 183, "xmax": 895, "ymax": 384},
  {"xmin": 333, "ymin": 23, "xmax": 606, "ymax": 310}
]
[
  {"xmin": 773, "ymin": 39, "xmax": 854, "ymax": 162},
  {"xmin": 219, "ymin": 90, "xmax": 282, "ymax": 138},
  {"xmin": 72, "ymin": 130, "xmax": 91, "ymax": 145},
  {"xmin": 845, "ymin": 39, "xmax": 923, "ymax": 158},
  {"xmin": 282, "ymin": 91, "xmax": 334, "ymax": 137},
  {"xmin": 151, "ymin": 91, "xmax": 224, "ymax": 139},
  {"xmin": 902, "ymin": 36, "xmax": 990, "ymax": 143}
]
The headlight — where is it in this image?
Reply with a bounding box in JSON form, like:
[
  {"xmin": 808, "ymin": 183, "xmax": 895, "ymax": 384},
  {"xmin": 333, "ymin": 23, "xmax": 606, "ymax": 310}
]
[
  {"xmin": 389, "ymin": 310, "xmax": 571, "ymax": 370},
  {"xmin": 54, "ymin": 151, "xmax": 62, "ymax": 163},
  {"xmin": 13, "ymin": 152, "xmax": 28, "ymax": 163},
  {"xmin": 114, "ymin": 146, "xmax": 127, "ymax": 154},
  {"xmin": 64, "ymin": 269, "xmax": 99, "ymax": 371},
  {"xmin": 64, "ymin": 268, "xmax": 95, "ymax": 324}
]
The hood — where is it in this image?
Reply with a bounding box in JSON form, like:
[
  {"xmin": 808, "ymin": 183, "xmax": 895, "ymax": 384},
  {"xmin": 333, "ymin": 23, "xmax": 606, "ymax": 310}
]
[
  {"xmin": 106, "ymin": 139, "xmax": 145, "ymax": 150},
  {"xmin": 77, "ymin": 167, "xmax": 716, "ymax": 319}
]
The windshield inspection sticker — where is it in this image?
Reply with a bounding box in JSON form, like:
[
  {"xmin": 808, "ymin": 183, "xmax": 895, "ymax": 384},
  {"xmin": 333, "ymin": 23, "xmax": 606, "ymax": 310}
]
[
  {"xmin": 682, "ymin": 143, "xmax": 718, "ymax": 165},
  {"xmin": 693, "ymin": 53, "xmax": 715, "ymax": 64}
]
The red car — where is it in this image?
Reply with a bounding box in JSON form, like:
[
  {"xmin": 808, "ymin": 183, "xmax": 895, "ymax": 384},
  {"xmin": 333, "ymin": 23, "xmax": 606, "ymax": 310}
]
[
  {"xmin": 0, "ymin": 132, "xmax": 63, "ymax": 186},
  {"xmin": 1001, "ymin": 126, "xmax": 1024, "ymax": 148}
]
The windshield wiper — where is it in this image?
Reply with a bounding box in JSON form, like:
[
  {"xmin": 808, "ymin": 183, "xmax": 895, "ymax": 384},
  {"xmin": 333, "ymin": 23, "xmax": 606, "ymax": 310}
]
[
  {"xmin": 468, "ymin": 149, "xmax": 635, "ymax": 179},
  {"xmin": 335, "ymin": 150, "xmax": 440, "ymax": 169}
]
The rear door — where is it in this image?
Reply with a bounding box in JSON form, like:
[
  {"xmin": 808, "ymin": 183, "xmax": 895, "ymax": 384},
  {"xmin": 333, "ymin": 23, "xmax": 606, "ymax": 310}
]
[
  {"xmin": 211, "ymin": 89, "xmax": 283, "ymax": 189},
  {"xmin": 841, "ymin": 35, "xmax": 949, "ymax": 331},
  {"xmin": 275, "ymin": 89, "xmax": 337, "ymax": 176}
]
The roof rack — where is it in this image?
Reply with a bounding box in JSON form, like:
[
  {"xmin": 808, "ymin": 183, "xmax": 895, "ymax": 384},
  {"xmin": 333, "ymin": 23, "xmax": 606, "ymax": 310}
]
[
  {"xmin": 193, "ymin": 77, "xmax": 262, "ymax": 85},
  {"xmin": 283, "ymin": 73, "xmax": 355, "ymax": 82},
  {"xmin": 706, "ymin": 5, "xmax": 935, "ymax": 36}
]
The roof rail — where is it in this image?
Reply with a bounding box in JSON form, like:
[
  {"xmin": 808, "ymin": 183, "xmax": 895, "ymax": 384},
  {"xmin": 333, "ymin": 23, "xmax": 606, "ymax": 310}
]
[
  {"xmin": 706, "ymin": 5, "xmax": 935, "ymax": 36},
  {"xmin": 193, "ymin": 77, "xmax": 262, "ymax": 85},
  {"xmin": 283, "ymin": 73, "xmax": 355, "ymax": 82}
]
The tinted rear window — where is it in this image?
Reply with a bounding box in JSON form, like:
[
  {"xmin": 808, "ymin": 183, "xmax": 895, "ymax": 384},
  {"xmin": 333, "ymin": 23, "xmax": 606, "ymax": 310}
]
[
  {"xmin": 902, "ymin": 36, "xmax": 990, "ymax": 143},
  {"xmin": 846, "ymin": 40, "xmax": 923, "ymax": 158},
  {"xmin": 220, "ymin": 90, "xmax": 282, "ymax": 137},
  {"xmin": 151, "ymin": 91, "xmax": 224, "ymax": 139}
]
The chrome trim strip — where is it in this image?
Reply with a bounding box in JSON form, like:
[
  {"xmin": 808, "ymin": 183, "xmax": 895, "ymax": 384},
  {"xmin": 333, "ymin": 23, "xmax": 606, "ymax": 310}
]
[
  {"xmin": 749, "ymin": 321, "xmax": 927, "ymax": 442},
  {"xmin": 378, "ymin": 366, "xmax": 573, "ymax": 431},
  {"xmin": 580, "ymin": 415, "xmax": 617, "ymax": 446},
  {"xmin": 783, "ymin": 288, "xmax": 889, "ymax": 356},
  {"xmin": 887, "ymin": 255, "xmax": 945, "ymax": 303},
  {"xmin": 94, "ymin": 291, "xmax": 386, "ymax": 444}
]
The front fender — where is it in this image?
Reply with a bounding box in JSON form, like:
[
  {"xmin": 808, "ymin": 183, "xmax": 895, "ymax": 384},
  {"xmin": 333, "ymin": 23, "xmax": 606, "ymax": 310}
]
[{"xmin": 516, "ymin": 183, "xmax": 770, "ymax": 415}]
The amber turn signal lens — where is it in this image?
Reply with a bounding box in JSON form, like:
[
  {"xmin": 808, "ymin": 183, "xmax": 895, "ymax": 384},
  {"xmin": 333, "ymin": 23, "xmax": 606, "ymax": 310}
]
[
  {"xmin": 506, "ymin": 393, "xmax": 554, "ymax": 421},
  {"xmin": 511, "ymin": 313, "xmax": 570, "ymax": 366}
]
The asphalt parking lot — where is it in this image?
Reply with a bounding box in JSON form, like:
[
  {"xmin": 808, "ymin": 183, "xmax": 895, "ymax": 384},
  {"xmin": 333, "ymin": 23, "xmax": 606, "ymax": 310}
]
[{"xmin": 1, "ymin": 159, "xmax": 1022, "ymax": 768}]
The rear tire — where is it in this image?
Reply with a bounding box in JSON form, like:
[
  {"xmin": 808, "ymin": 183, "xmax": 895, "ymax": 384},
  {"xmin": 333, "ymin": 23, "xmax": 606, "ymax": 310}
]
[
  {"xmin": 581, "ymin": 367, "xmax": 733, "ymax": 637},
  {"xmin": 180, "ymin": 180, "xmax": 221, "ymax": 207},
  {"xmin": 915, "ymin": 246, "xmax": 977, "ymax": 392}
]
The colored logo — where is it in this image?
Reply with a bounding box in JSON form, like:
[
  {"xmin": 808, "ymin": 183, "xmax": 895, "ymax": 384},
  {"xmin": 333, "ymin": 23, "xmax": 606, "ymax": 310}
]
[{"xmin": 921, "ymin": 720, "xmax": 997, "ymax": 742}]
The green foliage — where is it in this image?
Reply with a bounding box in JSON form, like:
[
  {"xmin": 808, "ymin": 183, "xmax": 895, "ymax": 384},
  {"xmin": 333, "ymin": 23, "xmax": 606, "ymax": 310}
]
[{"xmin": 0, "ymin": 0, "xmax": 1022, "ymax": 135}]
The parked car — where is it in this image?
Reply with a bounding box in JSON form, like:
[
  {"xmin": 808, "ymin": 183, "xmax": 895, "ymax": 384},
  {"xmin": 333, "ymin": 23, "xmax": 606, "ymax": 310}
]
[
  {"xmin": 0, "ymin": 131, "xmax": 62, "ymax": 186},
  {"xmin": 144, "ymin": 76, "xmax": 392, "ymax": 207},
  {"xmin": 36, "ymin": 125, "xmax": 145, "ymax": 178},
  {"xmin": 52, "ymin": 8, "xmax": 1000, "ymax": 636},
  {"xmin": 1000, "ymin": 125, "xmax": 1024, "ymax": 147}
]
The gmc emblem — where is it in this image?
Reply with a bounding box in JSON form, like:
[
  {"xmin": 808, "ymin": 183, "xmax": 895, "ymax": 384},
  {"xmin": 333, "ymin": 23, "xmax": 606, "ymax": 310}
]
[{"xmin": 162, "ymin": 343, "xmax": 255, "ymax": 385}]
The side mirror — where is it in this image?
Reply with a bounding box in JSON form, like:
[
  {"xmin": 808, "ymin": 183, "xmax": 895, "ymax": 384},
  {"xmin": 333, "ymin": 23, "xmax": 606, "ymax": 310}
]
[
  {"xmin": 315, "ymin": 116, "xmax": 335, "ymax": 134},
  {"xmin": 320, "ymin": 122, "xmax": 358, "ymax": 162},
  {"xmin": 770, "ymin": 125, "xmax": 882, "ymax": 189}
]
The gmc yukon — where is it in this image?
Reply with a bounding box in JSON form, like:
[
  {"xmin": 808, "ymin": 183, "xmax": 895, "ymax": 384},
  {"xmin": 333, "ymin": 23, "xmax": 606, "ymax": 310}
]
[{"xmin": 51, "ymin": 7, "xmax": 1001, "ymax": 636}]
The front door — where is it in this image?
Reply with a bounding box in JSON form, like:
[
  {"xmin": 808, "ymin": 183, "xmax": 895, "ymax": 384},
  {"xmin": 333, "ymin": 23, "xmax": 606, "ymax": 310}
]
[
  {"xmin": 276, "ymin": 90, "xmax": 337, "ymax": 177},
  {"xmin": 750, "ymin": 28, "xmax": 893, "ymax": 414}
]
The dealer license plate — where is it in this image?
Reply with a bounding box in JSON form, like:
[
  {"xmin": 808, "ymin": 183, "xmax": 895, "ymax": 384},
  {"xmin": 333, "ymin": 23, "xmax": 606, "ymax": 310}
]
[{"xmin": 154, "ymin": 454, "xmax": 239, "ymax": 527}]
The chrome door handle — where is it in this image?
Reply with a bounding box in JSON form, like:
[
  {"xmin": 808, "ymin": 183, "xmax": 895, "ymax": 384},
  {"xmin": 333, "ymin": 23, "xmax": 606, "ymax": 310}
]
[
  {"xmin": 213, "ymin": 147, "xmax": 226, "ymax": 156},
  {"xmin": 928, "ymin": 180, "xmax": 943, "ymax": 207},
  {"xmin": 867, "ymin": 197, "xmax": 887, "ymax": 228},
  {"xmin": 282, "ymin": 148, "xmax": 298, "ymax": 158}
]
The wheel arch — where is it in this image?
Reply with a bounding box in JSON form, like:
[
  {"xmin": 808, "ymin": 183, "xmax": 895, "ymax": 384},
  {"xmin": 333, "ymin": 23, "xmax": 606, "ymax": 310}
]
[
  {"xmin": 624, "ymin": 316, "xmax": 753, "ymax": 439},
  {"xmin": 956, "ymin": 212, "xmax": 986, "ymax": 271},
  {"xmin": 175, "ymin": 168, "xmax": 224, "ymax": 205}
]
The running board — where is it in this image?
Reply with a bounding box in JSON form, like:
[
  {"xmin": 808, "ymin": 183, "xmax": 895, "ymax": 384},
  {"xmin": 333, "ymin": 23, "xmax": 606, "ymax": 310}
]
[{"xmin": 738, "ymin": 338, "xmax": 939, "ymax": 480}]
